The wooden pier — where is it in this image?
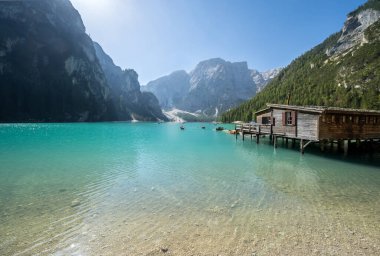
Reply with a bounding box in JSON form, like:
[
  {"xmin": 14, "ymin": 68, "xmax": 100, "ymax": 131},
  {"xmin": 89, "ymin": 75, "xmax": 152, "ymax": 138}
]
[{"xmin": 235, "ymin": 104, "xmax": 380, "ymax": 154}]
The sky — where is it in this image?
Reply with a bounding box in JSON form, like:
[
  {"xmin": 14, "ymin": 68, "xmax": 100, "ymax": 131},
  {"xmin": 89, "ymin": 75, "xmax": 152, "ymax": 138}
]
[{"xmin": 70, "ymin": 0, "xmax": 366, "ymax": 85}]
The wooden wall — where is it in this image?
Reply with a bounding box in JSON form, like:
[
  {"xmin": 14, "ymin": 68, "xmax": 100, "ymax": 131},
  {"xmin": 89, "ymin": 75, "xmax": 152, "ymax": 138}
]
[
  {"xmin": 257, "ymin": 108, "xmax": 380, "ymax": 141},
  {"xmin": 257, "ymin": 109, "xmax": 319, "ymax": 140},
  {"xmin": 319, "ymin": 114, "xmax": 380, "ymax": 140},
  {"xmin": 271, "ymin": 109, "xmax": 295, "ymax": 137},
  {"xmin": 297, "ymin": 112, "xmax": 319, "ymax": 140}
]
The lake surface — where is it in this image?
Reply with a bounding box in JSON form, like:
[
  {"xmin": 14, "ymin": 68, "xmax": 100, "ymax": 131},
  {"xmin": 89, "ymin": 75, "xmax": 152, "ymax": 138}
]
[{"xmin": 0, "ymin": 122, "xmax": 379, "ymax": 255}]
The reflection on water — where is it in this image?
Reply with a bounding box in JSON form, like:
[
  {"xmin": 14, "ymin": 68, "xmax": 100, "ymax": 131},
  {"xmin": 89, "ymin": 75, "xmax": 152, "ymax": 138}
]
[{"xmin": 0, "ymin": 123, "xmax": 379, "ymax": 255}]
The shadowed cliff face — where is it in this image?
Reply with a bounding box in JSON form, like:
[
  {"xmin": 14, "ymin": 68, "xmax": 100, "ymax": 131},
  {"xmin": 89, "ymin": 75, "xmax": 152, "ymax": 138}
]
[
  {"xmin": 93, "ymin": 42, "xmax": 168, "ymax": 121},
  {"xmin": 0, "ymin": 0, "xmax": 114, "ymax": 122},
  {"xmin": 0, "ymin": 0, "xmax": 166, "ymax": 122}
]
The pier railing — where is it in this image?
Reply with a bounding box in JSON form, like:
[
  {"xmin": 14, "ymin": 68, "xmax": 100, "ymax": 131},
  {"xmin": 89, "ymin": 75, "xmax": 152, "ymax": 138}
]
[{"xmin": 235, "ymin": 123, "xmax": 272, "ymax": 134}]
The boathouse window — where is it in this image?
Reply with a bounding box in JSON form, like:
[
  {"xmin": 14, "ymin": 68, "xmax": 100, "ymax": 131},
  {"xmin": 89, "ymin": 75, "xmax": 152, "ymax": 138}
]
[
  {"xmin": 262, "ymin": 116, "xmax": 271, "ymax": 124},
  {"xmin": 282, "ymin": 111, "xmax": 296, "ymax": 126}
]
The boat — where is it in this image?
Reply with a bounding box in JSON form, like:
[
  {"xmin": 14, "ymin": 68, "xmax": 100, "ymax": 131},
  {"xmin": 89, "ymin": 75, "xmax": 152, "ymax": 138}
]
[
  {"xmin": 201, "ymin": 126, "xmax": 206, "ymax": 129},
  {"xmin": 216, "ymin": 126, "xmax": 224, "ymax": 131},
  {"xmin": 180, "ymin": 126, "xmax": 185, "ymax": 130}
]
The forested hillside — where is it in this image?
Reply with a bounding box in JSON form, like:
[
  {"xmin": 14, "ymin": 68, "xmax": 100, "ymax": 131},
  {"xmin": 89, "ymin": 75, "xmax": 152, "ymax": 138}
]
[{"xmin": 221, "ymin": 1, "xmax": 380, "ymax": 122}]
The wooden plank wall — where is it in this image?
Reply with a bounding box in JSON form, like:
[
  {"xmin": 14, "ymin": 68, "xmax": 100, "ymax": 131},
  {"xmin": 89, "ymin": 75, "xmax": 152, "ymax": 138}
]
[
  {"xmin": 272, "ymin": 109, "xmax": 297, "ymax": 137},
  {"xmin": 297, "ymin": 112, "xmax": 319, "ymax": 140},
  {"xmin": 319, "ymin": 114, "xmax": 380, "ymax": 140},
  {"xmin": 257, "ymin": 109, "xmax": 319, "ymax": 140}
]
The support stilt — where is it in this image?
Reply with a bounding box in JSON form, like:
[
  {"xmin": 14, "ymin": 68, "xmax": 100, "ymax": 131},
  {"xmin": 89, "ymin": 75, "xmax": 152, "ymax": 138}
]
[
  {"xmin": 320, "ymin": 140, "xmax": 326, "ymax": 152},
  {"xmin": 344, "ymin": 140, "xmax": 348, "ymax": 156}
]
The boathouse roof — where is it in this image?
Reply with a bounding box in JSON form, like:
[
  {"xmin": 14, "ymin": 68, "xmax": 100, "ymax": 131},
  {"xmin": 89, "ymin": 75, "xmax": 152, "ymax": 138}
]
[{"xmin": 255, "ymin": 104, "xmax": 380, "ymax": 116}]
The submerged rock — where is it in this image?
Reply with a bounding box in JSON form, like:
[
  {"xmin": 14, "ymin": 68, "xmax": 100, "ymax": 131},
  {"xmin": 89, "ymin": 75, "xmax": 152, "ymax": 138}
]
[{"xmin": 70, "ymin": 199, "xmax": 81, "ymax": 207}]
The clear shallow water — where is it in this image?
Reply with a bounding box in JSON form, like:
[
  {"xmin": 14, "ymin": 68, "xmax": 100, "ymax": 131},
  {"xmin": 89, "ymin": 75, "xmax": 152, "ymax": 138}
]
[{"xmin": 0, "ymin": 122, "xmax": 379, "ymax": 255}]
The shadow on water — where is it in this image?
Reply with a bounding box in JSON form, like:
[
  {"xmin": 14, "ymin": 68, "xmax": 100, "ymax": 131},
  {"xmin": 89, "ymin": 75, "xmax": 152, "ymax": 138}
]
[{"xmin": 235, "ymin": 134, "xmax": 380, "ymax": 169}]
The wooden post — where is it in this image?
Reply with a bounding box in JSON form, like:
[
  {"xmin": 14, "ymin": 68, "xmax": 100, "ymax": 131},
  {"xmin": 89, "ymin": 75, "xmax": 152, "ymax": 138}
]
[
  {"xmin": 270, "ymin": 124, "xmax": 273, "ymax": 138},
  {"xmin": 242, "ymin": 131, "xmax": 245, "ymax": 141},
  {"xmin": 337, "ymin": 140, "xmax": 342, "ymax": 152},
  {"xmin": 274, "ymin": 135, "xmax": 277, "ymax": 148},
  {"xmin": 369, "ymin": 139, "xmax": 374, "ymax": 153},
  {"xmin": 292, "ymin": 139, "xmax": 295, "ymax": 148},
  {"xmin": 300, "ymin": 139, "xmax": 304, "ymax": 154},
  {"xmin": 258, "ymin": 125, "xmax": 261, "ymax": 144},
  {"xmin": 285, "ymin": 138, "xmax": 289, "ymax": 146},
  {"xmin": 320, "ymin": 140, "xmax": 325, "ymax": 152},
  {"xmin": 344, "ymin": 140, "xmax": 348, "ymax": 156}
]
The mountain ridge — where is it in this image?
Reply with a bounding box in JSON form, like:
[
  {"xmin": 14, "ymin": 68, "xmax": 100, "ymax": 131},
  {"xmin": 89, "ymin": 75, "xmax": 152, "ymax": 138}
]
[{"xmin": 143, "ymin": 58, "xmax": 281, "ymax": 121}]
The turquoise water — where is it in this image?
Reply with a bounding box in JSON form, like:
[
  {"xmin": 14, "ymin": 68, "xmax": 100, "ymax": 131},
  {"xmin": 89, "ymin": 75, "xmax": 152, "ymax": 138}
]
[{"xmin": 0, "ymin": 122, "xmax": 379, "ymax": 255}]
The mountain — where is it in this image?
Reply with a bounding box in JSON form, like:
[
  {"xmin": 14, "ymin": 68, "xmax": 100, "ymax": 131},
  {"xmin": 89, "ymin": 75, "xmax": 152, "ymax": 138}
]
[
  {"xmin": 142, "ymin": 70, "xmax": 190, "ymax": 110},
  {"xmin": 143, "ymin": 58, "xmax": 281, "ymax": 120},
  {"xmin": 93, "ymin": 42, "xmax": 167, "ymax": 121},
  {"xmin": 221, "ymin": 0, "xmax": 380, "ymax": 122},
  {"xmin": 0, "ymin": 0, "xmax": 166, "ymax": 122},
  {"xmin": 251, "ymin": 68, "xmax": 282, "ymax": 92}
]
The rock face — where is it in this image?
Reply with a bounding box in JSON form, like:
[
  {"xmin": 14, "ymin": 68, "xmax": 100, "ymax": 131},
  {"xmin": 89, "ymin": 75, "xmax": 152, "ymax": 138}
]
[
  {"xmin": 251, "ymin": 68, "xmax": 282, "ymax": 92},
  {"xmin": 93, "ymin": 42, "xmax": 167, "ymax": 121},
  {"xmin": 141, "ymin": 70, "xmax": 190, "ymax": 110},
  {"xmin": 0, "ymin": 0, "xmax": 111, "ymax": 122},
  {"xmin": 0, "ymin": 0, "xmax": 166, "ymax": 122},
  {"xmin": 144, "ymin": 58, "xmax": 281, "ymax": 118},
  {"xmin": 183, "ymin": 59, "xmax": 255, "ymax": 116},
  {"xmin": 327, "ymin": 8, "xmax": 380, "ymax": 56}
]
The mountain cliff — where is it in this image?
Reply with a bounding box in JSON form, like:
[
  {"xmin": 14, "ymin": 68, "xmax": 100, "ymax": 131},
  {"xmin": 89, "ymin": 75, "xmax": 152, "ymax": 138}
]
[
  {"xmin": 0, "ymin": 0, "xmax": 165, "ymax": 122},
  {"xmin": 143, "ymin": 58, "xmax": 280, "ymax": 120},
  {"xmin": 142, "ymin": 70, "xmax": 190, "ymax": 110},
  {"xmin": 222, "ymin": 0, "xmax": 380, "ymax": 122},
  {"xmin": 93, "ymin": 42, "xmax": 167, "ymax": 121}
]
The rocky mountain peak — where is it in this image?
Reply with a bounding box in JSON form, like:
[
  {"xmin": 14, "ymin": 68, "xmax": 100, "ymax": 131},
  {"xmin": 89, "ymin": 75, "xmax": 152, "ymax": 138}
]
[
  {"xmin": 326, "ymin": 8, "xmax": 380, "ymax": 56},
  {"xmin": 144, "ymin": 57, "xmax": 281, "ymax": 120}
]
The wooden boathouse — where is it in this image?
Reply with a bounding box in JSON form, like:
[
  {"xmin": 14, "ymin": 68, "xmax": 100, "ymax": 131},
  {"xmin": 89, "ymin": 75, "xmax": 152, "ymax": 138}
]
[{"xmin": 235, "ymin": 104, "xmax": 380, "ymax": 154}]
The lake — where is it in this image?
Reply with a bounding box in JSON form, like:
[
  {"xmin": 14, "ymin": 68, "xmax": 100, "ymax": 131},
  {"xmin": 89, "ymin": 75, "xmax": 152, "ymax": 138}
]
[{"xmin": 0, "ymin": 122, "xmax": 379, "ymax": 255}]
